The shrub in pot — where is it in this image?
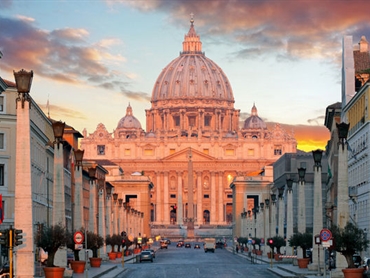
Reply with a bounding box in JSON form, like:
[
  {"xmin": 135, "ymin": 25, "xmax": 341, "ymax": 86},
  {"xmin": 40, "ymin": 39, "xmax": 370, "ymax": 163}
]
[
  {"xmin": 331, "ymin": 222, "xmax": 369, "ymax": 277},
  {"xmin": 289, "ymin": 232, "xmax": 312, "ymax": 268},
  {"xmin": 85, "ymin": 230, "xmax": 104, "ymax": 267}
]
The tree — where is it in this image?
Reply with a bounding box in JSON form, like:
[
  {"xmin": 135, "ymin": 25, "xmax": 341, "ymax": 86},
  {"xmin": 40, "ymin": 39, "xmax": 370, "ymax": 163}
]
[
  {"xmin": 271, "ymin": 235, "xmax": 285, "ymax": 254},
  {"xmin": 251, "ymin": 237, "xmax": 261, "ymax": 250},
  {"xmin": 35, "ymin": 223, "xmax": 68, "ymax": 267},
  {"xmin": 86, "ymin": 230, "xmax": 104, "ymax": 258},
  {"xmin": 331, "ymin": 222, "xmax": 369, "ymax": 268},
  {"xmin": 288, "ymin": 232, "xmax": 312, "ymax": 258}
]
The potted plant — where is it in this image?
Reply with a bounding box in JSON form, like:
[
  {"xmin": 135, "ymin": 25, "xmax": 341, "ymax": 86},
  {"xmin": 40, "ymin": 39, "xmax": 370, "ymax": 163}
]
[
  {"xmin": 35, "ymin": 223, "xmax": 68, "ymax": 278},
  {"xmin": 105, "ymin": 234, "xmax": 117, "ymax": 260},
  {"xmin": 86, "ymin": 230, "xmax": 104, "ymax": 267},
  {"xmin": 289, "ymin": 232, "xmax": 312, "ymax": 268},
  {"xmin": 66, "ymin": 229, "xmax": 85, "ymax": 273},
  {"xmin": 269, "ymin": 235, "xmax": 285, "ymax": 261},
  {"xmin": 331, "ymin": 222, "xmax": 369, "ymax": 278},
  {"xmin": 252, "ymin": 237, "xmax": 262, "ymax": 255},
  {"xmin": 266, "ymin": 237, "xmax": 275, "ymax": 259},
  {"xmin": 112, "ymin": 234, "xmax": 123, "ymax": 258}
]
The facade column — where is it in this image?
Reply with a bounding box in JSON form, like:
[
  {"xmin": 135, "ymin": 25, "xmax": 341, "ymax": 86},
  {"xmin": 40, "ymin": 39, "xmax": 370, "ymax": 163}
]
[
  {"xmin": 298, "ymin": 177, "xmax": 306, "ymax": 233},
  {"xmin": 264, "ymin": 200, "xmax": 270, "ymax": 254},
  {"xmin": 89, "ymin": 179, "xmax": 97, "ymax": 233},
  {"xmin": 218, "ymin": 172, "xmax": 224, "ymax": 223},
  {"xmin": 164, "ymin": 172, "xmax": 169, "ymax": 224},
  {"xmin": 156, "ymin": 173, "xmax": 161, "ymax": 224},
  {"xmin": 106, "ymin": 196, "xmax": 112, "ymax": 237},
  {"xmin": 197, "ymin": 172, "xmax": 202, "ymax": 225},
  {"xmin": 14, "ymin": 74, "xmax": 34, "ymax": 277},
  {"xmin": 177, "ymin": 172, "xmax": 183, "ymax": 224},
  {"xmin": 210, "ymin": 172, "xmax": 216, "ymax": 225},
  {"xmin": 270, "ymin": 193, "xmax": 277, "ymax": 237},
  {"xmin": 278, "ymin": 188, "xmax": 285, "ymax": 238},
  {"xmin": 53, "ymin": 142, "xmax": 65, "ymax": 225}
]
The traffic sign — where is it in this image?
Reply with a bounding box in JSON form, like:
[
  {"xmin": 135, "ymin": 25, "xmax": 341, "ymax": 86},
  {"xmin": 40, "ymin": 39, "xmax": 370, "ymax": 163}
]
[
  {"xmin": 320, "ymin": 229, "xmax": 332, "ymax": 242},
  {"xmin": 73, "ymin": 231, "xmax": 84, "ymax": 244}
]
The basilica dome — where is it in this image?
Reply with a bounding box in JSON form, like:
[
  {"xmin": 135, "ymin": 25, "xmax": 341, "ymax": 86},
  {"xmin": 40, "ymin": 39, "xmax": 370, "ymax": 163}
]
[
  {"xmin": 151, "ymin": 17, "xmax": 234, "ymax": 108},
  {"xmin": 117, "ymin": 104, "xmax": 142, "ymax": 130},
  {"xmin": 243, "ymin": 104, "xmax": 267, "ymax": 129}
]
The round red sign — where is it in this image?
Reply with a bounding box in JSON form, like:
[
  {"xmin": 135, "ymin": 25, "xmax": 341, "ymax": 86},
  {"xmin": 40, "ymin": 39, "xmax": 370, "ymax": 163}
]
[
  {"xmin": 73, "ymin": 231, "xmax": 84, "ymax": 244},
  {"xmin": 320, "ymin": 228, "xmax": 332, "ymax": 242}
]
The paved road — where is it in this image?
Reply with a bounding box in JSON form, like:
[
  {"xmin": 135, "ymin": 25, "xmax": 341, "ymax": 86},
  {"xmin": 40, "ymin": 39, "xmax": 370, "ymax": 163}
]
[{"xmin": 118, "ymin": 242, "xmax": 279, "ymax": 278}]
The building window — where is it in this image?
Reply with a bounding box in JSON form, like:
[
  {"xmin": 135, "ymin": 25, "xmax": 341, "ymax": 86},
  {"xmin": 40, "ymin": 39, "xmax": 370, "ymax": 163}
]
[
  {"xmin": 170, "ymin": 194, "xmax": 176, "ymax": 198},
  {"xmin": 0, "ymin": 164, "xmax": 4, "ymax": 186},
  {"xmin": 225, "ymin": 149, "xmax": 234, "ymax": 156},
  {"xmin": 124, "ymin": 149, "xmax": 131, "ymax": 156},
  {"xmin": 0, "ymin": 133, "xmax": 5, "ymax": 149},
  {"xmin": 248, "ymin": 149, "xmax": 254, "ymax": 156},
  {"xmin": 170, "ymin": 149, "xmax": 175, "ymax": 155},
  {"xmin": 204, "ymin": 194, "xmax": 209, "ymax": 199},
  {"xmin": 0, "ymin": 96, "xmax": 4, "ymax": 112},
  {"xmin": 227, "ymin": 194, "xmax": 232, "ymax": 199},
  {"xmin": 274, "ymin": 146, "xmax": 282, "ymax": 155},
  {"xmin": 173, "ymin": 116, "xmax": 180, "ymax": 126},
  {"xmin": 144, "ymin": 149, "xmax": 154, "ymax": 156},
  {"xmin": 97, "ymin": 145, "xmax": 105, "ymax": 155},
  {"xmin": 204, "ymin": 116, "xmax": 211, "ymax": 127},
  {"xmin": 203, "ymin": 149, "xmax": 209, "ymax": 155},
  {"xmin": 188, "ymin": 116, "xmax": 196, "ymax": 127}
]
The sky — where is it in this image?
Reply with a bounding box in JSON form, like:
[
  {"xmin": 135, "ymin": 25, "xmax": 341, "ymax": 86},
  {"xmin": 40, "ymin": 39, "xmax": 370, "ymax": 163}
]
[{"xmin": 1, "ymin": 0, "xmax": 369, "ymax": 152}]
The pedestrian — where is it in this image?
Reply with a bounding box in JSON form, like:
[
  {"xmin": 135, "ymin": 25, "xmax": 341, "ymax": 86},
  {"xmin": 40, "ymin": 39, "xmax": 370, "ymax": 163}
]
[{"xmin": 236, "ymin": 245, "xmax": 239, "ymax": 253}]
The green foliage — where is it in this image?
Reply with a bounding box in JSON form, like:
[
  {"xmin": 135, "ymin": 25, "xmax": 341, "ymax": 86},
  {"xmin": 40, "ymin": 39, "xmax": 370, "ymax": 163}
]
[
  {"xmin": 331, "ymin": 222, "xmax": 369, "ymax": 268},
  {"xmin": 86, "ymin": 230, "xmax": 104, "ymax": 257},
  {"xmin": 288, "ymin": 232, "xmax": 312, "ymax": 258},
  {"xmin": 268, "ymin": 235, "xmax": 285, "ymax": 254},
  {"xmin": 252, "ymin": 237, "xmax": 261, "ymax": 250},
  {"xmin": 35, "ymin": 223, "xmax": 68, "ymax": 267},
  {"xmin": 106, "ymin": 234, "xmax": 122, "ymax": 252}
]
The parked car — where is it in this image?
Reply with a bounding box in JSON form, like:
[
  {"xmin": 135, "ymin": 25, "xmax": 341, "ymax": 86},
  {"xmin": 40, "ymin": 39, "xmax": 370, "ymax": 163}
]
[
  {"xmin": 194, "ymin": 244, "xmax": 201, "ymax": 249},
  {"xmin": 353, "ymin": 254, "xmax": 362, "ymax": 268},
  {"xmin": 216, "ymin": 241, "xmax": 223, "ymax": 249},
  {"xmin": 160, "ymin": 241, "xmax": 168, "ymax": 249},
  {"xmin": 140, "ymin": 250, "xmax": 153, "ymax": 263},
  {"xmin": 147, "ymin": 249, "xmax": 155, "ymax": 258},
  {"xmin": 185, "ymin": 243, "xmax": 191, "ymax": 248},
  {"xmin": 163, "ymin": 238, "xmax": 171, "ymax": 245},
  {"xmin": 176, "ymin": 242, "xmax": 183, "ymax": 247},
  {"xmin": 178, "ymin": 240, "xmax": 184, "ymax": 246}
]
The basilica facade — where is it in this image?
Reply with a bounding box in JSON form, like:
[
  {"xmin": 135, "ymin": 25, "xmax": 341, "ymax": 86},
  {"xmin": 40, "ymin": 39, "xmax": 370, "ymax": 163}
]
[{"xmin": 80, "ymin": 18, "xmax": 297, "ymax": 239}]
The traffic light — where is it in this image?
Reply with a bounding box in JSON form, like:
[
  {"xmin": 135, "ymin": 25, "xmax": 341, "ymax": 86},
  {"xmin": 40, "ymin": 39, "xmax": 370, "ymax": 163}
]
[
  {"xmin": 268, "ymin": 238, "xmax": 274, "ymax": 245},
  {"xmin": 0, "ymin": 230, "xmax": 8, "ymax": 246},
  {"xmin": 14, "ymin": 229, "xmax": 23, "ymax": 246}
]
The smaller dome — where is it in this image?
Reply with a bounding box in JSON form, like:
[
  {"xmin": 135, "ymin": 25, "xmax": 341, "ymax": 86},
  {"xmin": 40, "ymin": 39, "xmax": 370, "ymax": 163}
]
[
  {"xmin": 243, "ymin": 104, "xmax": 267, "ymax": 129},
  {"xmin": 117, "ymin": 104, "xmax": 142, "ymax": 130}
]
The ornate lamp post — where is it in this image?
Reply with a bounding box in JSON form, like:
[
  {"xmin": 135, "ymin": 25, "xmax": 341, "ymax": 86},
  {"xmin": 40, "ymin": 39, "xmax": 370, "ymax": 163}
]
[
  {"xmin": 14, "ymin": 69, "xmax": 34, "ymax": 277},
  {"xmin": 286, "ymin": 178, "xmax": 294, "ymax": 255},
  {"xmin": 297, "ymin": 167, "xmax": 306, "ymax": 233},
  {"xmin": 311, "ymin": 149, "xmax": 324, "ymax": 273},
  {"xmin": 73, "ymin": 149, "xmax": 84, "ymax": 230}
]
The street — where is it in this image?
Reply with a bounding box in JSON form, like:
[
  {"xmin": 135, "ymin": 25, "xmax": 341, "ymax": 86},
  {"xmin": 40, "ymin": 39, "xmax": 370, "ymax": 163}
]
[{"xmin": 119, "ymin": 242, "xmax": 280, "ymax": 278}]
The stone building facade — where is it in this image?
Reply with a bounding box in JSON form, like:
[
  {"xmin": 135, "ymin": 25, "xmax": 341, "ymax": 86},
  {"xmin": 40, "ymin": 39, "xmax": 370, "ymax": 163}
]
[{"xmin": 80, "ymin": 18, "xmax": 297, "ymax": 239}]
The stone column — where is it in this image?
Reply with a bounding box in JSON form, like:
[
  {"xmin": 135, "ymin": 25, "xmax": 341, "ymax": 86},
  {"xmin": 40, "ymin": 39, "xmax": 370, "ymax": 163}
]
[
  {"xmin": 278, "ymin": 189, "xmax": 285, "ymax": 238},
  {"xmin": 218, "ymin": 172, "xmax": 224, "ymax": 223},
  {"xmin": 89, "ymin": 179, "xmax": 97, "ymax": 233},
  {"xmin": 210, "ymin": 172, "xmax": 216, "ymax": 225},
  {"xmin": 298, "ymin": 179, "xmax": 306, "ymax": 233},
  {"xmin": 156, "ymin": 173, "xmax": 161, "ymax": 224},
  {"xmin": 286, "ymin": 184, "xmax": 293, "ymax": 256},
  {"xmin": 106, "ymin": 196, "xmax": 112, "ymax": 237},
  {"xmin": 177, "ymin": 172, "xmax": 183, "ymax": 224},
  {"xmin": 14, "ymin": 84, "xmax": 34, "ymax": 277},
  {"xmin": 197, "ymin": 172, "xmax": 202, "ymax": 225},
  {"xmin": 74, "ymin": 165, "xmax": 83, "ymax": 230},
  {"xmin": 264, "ymin": 201, "xmax": 270, "ymax": 254},
  {"xmin": 98, "ymin": 187, "xmax": 107, "ymax": 255},
  {"xmin": 53, "ymin": 143, "xmax": 65, "ymax": 225},
  {"xmin": 164, "ymin": 172, "xmax": 169, "ymax": 224},
  {"xmin": 270, "ymin": 195, "xmax": 277, "ymax": 237}
]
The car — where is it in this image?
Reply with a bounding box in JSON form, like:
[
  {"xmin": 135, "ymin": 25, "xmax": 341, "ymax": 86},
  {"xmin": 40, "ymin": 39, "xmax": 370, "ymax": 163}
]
[
  {"xmin": 178, "ymin": 240, "xmax": 184, "ymax": 246},
  {"xmin": 194, "ymin": 244, "xmax": 200, "ymax": 249},
  {"xmin": 160, "ymin": 241, "xmax": 168, "ymax": 249},
  {"xmin": 140, "ymin": 250, "xmax": 153, "ymax": 263},
  {"xmin": 163, "ymin": 238, "xmax": 171, "ymax": 245},
  {"xmin": 185, "ymin": 243, "xmax": 191, "ymax": 248},
  {"xmin": 147, "ymin": 249, "xmax": 155, "ymax": 258},
  {"xmin": 176, "ymin": 242, "xmax": 183, "ymax": 247},
  {"xmin": 353, "ymin": 254, "xmax": 362, "ymax": 268},
  {"xmin": 216, "ymin": 241, "xmax": 223, "ymax": 249}
]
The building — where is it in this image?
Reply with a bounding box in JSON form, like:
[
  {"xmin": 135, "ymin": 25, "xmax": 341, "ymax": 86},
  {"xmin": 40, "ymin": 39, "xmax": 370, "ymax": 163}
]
[{"xmin": 80, "ymin": 17, "xmax": 297, "ymax": 239}]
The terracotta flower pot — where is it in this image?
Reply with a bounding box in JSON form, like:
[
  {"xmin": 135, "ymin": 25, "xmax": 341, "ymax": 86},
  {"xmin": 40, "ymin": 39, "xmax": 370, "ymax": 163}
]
[
  {"xmin": 125, "ymin": 250, "xmax": 131, "ymax": 256},
  {"xmin": 342, "ymin": 268, "xmax": 364, "ymax": 278},
  {"xmin": 108, "ymin": 252, "xmax": 117, "ymax": 260},
  {"xmin": 89, "ymin": 257, "xmax": 102, "ymax": 268},
  {"xmin": 70, "ymin": 261, "xmax": 85, "ymax": 273},
  {"xmin": 274, "ymin": 253, "xmax": 282, "ymax": 261},
  {"xmin": 43, "ymin": 267, "xmax": 65, "ymax": 278},
  {"xmin": 267, "ymin": 252, "xmax": 274, "ymax": 259},
  {"xmin": 116, "ymin": 252, "xmax": 122, "ymax": 258},
  {"xmin": 255, "ymin": 250, "xmax": 262, "ymax": 256},
  {"xmin": 297, "ymin": 258, "xmax": 310, "ymax": 268}
]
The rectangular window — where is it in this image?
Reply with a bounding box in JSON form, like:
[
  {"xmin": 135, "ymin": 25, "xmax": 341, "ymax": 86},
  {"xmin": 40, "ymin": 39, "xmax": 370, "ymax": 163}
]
[
  {"xmin": 0, "ymin": 96, "xmax": 3, "ymax": 112},
  {"xmin": 0, "ymin": 164, "xmax": 4, "ymax": 186},
  {"xmin": 124, "ymin": 149, "xmax": 131, "ymax": 156},
  {"xmin": 188, "ymin": 116, "xmax": 196, "ymax": 127},
  {"xmin": 225, "ymin": 149, "xmax": 234, "ymax": 156},
  {"xmin": 274, "ymin": 146, "xmax": 282, "ymax": 156},
  {"xmin": 173, "ymin": 116, "xmax": 180, "ymax": 126},
  {"xmin": 227, "ymin": 194, "xmax": 232, "ymax": 199},
  {"xmin": 203, "ymin": 149, "xmax": 209, "ymax": 155},
  {"xmin": 248, "ymin": 149, "xmax": 254, "ymax": 156},
  {"xmin": 170, "ymin": 149, "xmax": 175, "ymax": 155},
  {"xmin": 144, "ymin": 149, "xmax": 154, "ymax": 156},
  {"xmin": 204, "ymin": 194, "xmax": 209, "ymax": 199},
  {"xmin": 170, "ymin": 194, "xmax": 176, "ymax": 198},
  {"xmin": 97, "ymin": 145, "xmax": 105, "ymax": 155},
  {"xmin": 204, "ymin": 116, "xmax": 211, "ymax": 127},
  {"xmin": 0, "ymin": 134, "xmax": 3, "ymax": 149}
]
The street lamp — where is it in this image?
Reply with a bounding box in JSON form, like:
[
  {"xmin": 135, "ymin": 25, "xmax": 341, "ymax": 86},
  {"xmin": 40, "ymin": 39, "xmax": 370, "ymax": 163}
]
[
  {"xmin": 74, "ymin": 149, "xmax": 84, "ymax": 171},
  {"xmin": 271, "ymin": 194, "xmax": 277, "ymax": 204},
  {"xmin": 265, "ymin": 199, "xmax": 270, "ymax": 208},
  {"xmin": 52, "ymin": 121, "xmax": 65, "ymax": 149},
  {"xmin": 298, "ymin": 167, "xmax": 306, "ymax": 182},
  {"xmin": 336, "ymin": 122, "xmax": 350, "ymax": 150},
  {"xmin": 14, "ymin": 69, "xmax": 34, "ymax": 277},
  {"xmin": 312, "ymin": 149, "xmax": 323, "ymax": 168},
  {"xmin": 14, "ymin": 69, "xmax": 33, "ymax": 108},
  {"xmin": 286, "ymin": 178, "xmax": 294, "ymax": 192},
  {"xmin": 278, "ymin": 187, "xmax": 285, "ymax": 199}
]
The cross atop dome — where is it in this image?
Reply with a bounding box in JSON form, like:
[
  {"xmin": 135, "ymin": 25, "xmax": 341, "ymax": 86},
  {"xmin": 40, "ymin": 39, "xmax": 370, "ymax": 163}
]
[{"xmin": 182, "ymin": 13, "xmax": 202, "ymax": 53}]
